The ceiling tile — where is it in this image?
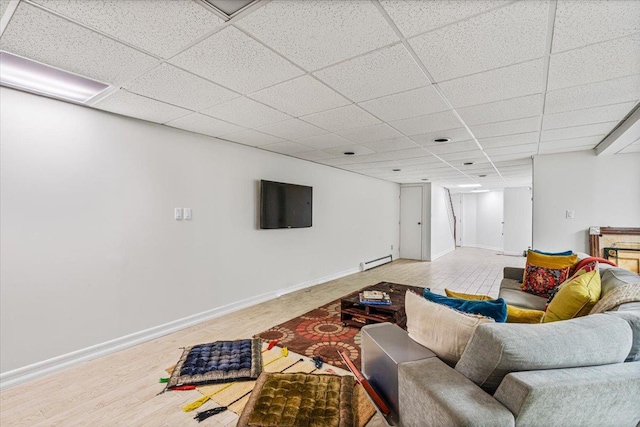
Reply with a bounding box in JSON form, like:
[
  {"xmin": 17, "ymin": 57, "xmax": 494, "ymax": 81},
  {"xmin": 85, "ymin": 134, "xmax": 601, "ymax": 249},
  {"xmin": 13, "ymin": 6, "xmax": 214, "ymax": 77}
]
[
  {"xmin": 321, "ymin": 145, "xmax": 377, "ymax": 157},
  {"xmin": 359, "ymin": 86, "xmax": 449, "ymax": 122},
  {"xmin": 485, "ymin": 143, "xmax": 538, "ymax": 156},
  {"xmin": 222, "ymin": 129, "xmax": 285, "ymax": 147},
  {"xmin": 0, "ymin": 3, "xmax": 158, "ymax": 85},
  {"xmin": 540, "ymin": 122, "xmax": 616, "ymax": 142},
  {"xmin": 236, "ymin": 0, "xmax": 398, "ymax": 71},
  {"xmin": 542, "ymin": 102, "xmax": 636, "ymax": 130},
  {"xmin": 438, "ymin": 59, "xmax": 544, "ymax": 108},
  {"xmin": 295, "ymin": 150, "xmax": 339, "ymax": 161},
  {"xmin": 478, "ymin": 132, "xmax": 540, "ymax": 149},
  {"xmin": 439, "ymin": 149, "xmax": 487, "ymax": 163},
  {"xmin": 470, "ymin": 117, "xmax": 540, "ymax": 139},
  {"xmin": 294, "ymin": 134, "xmax": 353, "ymax": 150},
  {"xmin": 390, "ymin": 110, "xmax": 462, "ymax": 136},
  {"xmin": 201, "ymin": 97, "xmax": 291, "ymax": 128},
  {"xmin": 248, "ymin": 75, "xmax": 350, "ymax": 117},
  {"xmin": 1, "ymin": 0, "xmax": 10, "ymax": 17},
  {"xmin": 256, "ymin": 118, "xmax": 326, "ymax": 140},
  {"xmin": 94, "ymin": 90, "xmax": 190, "ymax": 124},
  {"xmin": 383, "ymin": 147, "xmax": 432, "ymax": 160},
  {"xmin": 30, "ymin": 0, "xmax": 224, "ymax": 58},
  {"xmin": 410, "ymin": 128, "xmax": 473, "ymax": 145},
  {"xmin": 380, "ymin": 0, "xmax": 509, "ymax": 38},
  {"xmin": 261, "ymin": 141, "xmax": 313, "ymax": 155},
  {"xmin": 337, "ymin": 123, "xmax": 404, "ymax": 144},
  {"xmin": 410, "ymin": 1, "xmax": 548, "ymax": 82},
  {"xmin": 547, "ymin": 34, "xmax": 640, "ymax": 91},
  {"xmin": 552, "ymin": 0, "xmax": 640, "ymax": 53},
  {"xmin": 424, "ymin": 140, "xmax": 479, "ymax": 155},
  {"xmin": 166, "ymin": 113, "xmax": 245, "ymax": 137},
  {"xmin": 456, "ymin": 94, "xmax": 542, "ymax": 126},
  {"xmin": 300, "ymin": 105, "xmax": 380, "ymax": 132},
  {"xmin": 361, "ymin": 137, "xmax": 419, "ymax": 152},
  {"xmin": 169, "ymin": 26, "xmax": 303, "ymax": 94},
  {"xmin": 538, "ymin": 135, "xmax": 604, "ymax": 152},
  {"xmin": 314, "ymin": 44, "xmax": 430, "ymax": 102},
  {"xmin": 124, "ymin": 64, "xmax": 238, "ymax": 111},
  {"xmin": 544, "ymin": 75, "xmax": 640, "ymax": 114}
]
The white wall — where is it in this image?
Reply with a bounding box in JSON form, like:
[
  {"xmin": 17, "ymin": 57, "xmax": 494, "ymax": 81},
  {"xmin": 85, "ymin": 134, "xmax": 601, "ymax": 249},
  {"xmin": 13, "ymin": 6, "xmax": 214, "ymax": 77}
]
[
  {"xmin": 0, "ymin": 88, "xmax": 400, "ymax": 373},
  {"xmin": 503, "ymin": 187, "xmax": 532, "ymax": 255},
  {"xmin": 533, "ymin": 150, "xmax": 640, "ymax": 252},
  {"xmin": 429, "ymin": 185, "xmax": 455, "ymax": 260},
  {"xmin": 461, "ymin": 191, "xmax": 504, "ymax": 251},
  {"xmin": 461, "ymin": 193, "xmax": 477, "ymax": 246}
]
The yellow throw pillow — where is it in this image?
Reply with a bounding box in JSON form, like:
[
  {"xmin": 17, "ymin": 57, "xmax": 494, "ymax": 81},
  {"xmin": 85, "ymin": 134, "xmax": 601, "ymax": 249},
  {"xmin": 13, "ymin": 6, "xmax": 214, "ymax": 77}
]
[
  {"xmin": 445, "ymin": 289, "xmax": 544, "ymax": 324},
  {"xmin": 521, "ymin": 251, "xmax": 578, "ymax": 297},
  {"xmin": 543, "ymin": 270, "xmax": 601, "ymax": 323}
]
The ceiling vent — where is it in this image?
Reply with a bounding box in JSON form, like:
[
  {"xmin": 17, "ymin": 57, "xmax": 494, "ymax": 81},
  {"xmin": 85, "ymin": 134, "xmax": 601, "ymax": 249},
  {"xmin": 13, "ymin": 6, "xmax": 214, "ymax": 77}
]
[{"xmin": 202, "ymin": 0, "xmax": 259, "ymax": 19}]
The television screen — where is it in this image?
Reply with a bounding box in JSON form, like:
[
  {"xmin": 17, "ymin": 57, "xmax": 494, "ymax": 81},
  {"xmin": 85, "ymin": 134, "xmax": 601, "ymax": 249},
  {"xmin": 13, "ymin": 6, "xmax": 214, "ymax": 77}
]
[{"xmin": 260, "ymin": 180, "xmax": 312, "ymax": 229}]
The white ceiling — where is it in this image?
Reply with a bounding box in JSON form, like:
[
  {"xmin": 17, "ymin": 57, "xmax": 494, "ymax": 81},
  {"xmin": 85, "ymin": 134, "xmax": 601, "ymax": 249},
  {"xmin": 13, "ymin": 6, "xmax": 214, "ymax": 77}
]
[{"xmin": 1, "ymin": 0, "xmax": 639, "ymax": 193}]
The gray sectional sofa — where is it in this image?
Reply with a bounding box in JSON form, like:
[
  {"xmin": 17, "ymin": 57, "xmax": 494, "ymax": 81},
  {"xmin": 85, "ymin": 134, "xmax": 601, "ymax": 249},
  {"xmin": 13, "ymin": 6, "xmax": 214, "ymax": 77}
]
[{"xmin": 361, "ymin": 265, "xmax": 640, "ymax": 427}]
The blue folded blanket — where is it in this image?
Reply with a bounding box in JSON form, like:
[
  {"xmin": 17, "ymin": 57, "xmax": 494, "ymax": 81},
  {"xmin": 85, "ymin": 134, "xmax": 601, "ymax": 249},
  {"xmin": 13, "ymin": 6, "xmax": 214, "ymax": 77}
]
[{"xmin": 423, "ymin": 289, "xmax": 507, "ymax": 323}]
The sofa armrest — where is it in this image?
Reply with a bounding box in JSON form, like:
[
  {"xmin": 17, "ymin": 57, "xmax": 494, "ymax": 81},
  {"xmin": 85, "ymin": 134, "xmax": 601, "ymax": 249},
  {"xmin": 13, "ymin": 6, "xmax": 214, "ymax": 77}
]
[
  {"xmin": 398, "ymin": 358, "xmax": 515, "ymax": 427},
  {"xmin": 494, "ymin": 362, "xmax": 640, "ymax": 427},
  {"xmin": 503, "ymin": 267, "xmax": 524, "ymax": 281}
]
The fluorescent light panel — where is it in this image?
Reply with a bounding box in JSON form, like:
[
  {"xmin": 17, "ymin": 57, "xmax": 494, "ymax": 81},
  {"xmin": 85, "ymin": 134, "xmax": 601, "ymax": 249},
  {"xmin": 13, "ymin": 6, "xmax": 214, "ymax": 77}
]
[
  {"xmin": 471, "ymin": 189, "xmax": 490, "ymax": 193},
  {"xmin": 458, "ymin": 184, "xmax": 482, "ymax": 188},
  {"xmin": 0, "ymin": 52, "xmax": 109, "ymax": 103}
]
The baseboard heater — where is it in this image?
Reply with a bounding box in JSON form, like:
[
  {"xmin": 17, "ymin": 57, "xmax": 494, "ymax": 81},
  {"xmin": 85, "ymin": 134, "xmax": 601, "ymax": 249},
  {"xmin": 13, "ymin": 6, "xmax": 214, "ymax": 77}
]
[{"xmin": 360, "ymin": 255, "xmax": 393, "ymax": 272}]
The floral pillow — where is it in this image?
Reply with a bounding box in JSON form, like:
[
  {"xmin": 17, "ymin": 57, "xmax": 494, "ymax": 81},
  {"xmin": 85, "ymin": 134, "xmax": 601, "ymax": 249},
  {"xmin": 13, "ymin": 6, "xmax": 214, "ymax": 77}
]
[{"xmin": 521, "ymin": 250, "xmax": 578, "ymax": 298}]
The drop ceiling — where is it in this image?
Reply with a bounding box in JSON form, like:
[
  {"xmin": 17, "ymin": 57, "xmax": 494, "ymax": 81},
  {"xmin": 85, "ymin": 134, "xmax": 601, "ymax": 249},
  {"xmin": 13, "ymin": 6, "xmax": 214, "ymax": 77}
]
[{"xmin": 1, "ymin": 0, "xmax": 639, "ymax": 193}]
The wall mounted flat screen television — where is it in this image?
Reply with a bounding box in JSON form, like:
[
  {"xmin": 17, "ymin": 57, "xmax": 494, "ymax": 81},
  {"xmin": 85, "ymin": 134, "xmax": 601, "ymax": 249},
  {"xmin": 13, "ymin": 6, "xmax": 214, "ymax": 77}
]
[{"xmin": 260, "ymin": 180, "xmax": 312, "ymax": 229}]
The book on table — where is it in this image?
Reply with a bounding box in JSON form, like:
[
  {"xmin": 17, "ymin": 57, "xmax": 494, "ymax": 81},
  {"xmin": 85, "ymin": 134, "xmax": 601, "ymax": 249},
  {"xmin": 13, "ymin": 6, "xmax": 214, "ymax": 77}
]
[{"xmin": 359, "ymin": 292, "xmax": 391, "ymax": 305}]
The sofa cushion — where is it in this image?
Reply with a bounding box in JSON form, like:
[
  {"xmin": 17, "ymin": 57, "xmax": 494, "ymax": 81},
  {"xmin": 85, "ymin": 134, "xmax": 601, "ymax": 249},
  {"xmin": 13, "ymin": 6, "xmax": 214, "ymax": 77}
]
[
  {"xmin": 545, "ymin": 260, "xmax": 598, "ymax": 307},
  {"xmin": 405, "ymin": 291, "xmax": 494, "ymax": 366},
  {"xmin": 521, "ymin": 250, "xmax": 578, "ymax": 298},
  {"xmin": 600, "ymin": 267, "xmax": 640, "ymax": 297},
  {"xmin": 444, "ymin": 289, "xmax": 543, "ymax": 324},
  {"xmin": 454, "ymin": 314, "xmax": 632, "ymax": 394},
  {"xmin": 423, "ymin": 289, "xmax": 507, "ymax": 322},
  {"xmin": 543, "ymin": 270, "xmax": 601, "ymax": 323},
  {"xmin": 498, "ymin": 287, "xmax": 548, "ymax": 311},
  {"xmin": 605, "ymin": 310, "xmax": 640, "ymax": 362}
]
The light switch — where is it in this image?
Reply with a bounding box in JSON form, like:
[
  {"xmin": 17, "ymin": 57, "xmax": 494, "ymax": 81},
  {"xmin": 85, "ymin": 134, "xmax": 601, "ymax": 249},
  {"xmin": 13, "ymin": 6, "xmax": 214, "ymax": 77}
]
[
  {"xmin": 566, "ymin": 210, "xmax": 575, "ymax": 219},
  {"xmin": 175, "ymin": 207, "xmax": 183, "ymax": 220},
  {"xmin": 184, "ymin": 208, "xmax": 192, "ymax": 220}
]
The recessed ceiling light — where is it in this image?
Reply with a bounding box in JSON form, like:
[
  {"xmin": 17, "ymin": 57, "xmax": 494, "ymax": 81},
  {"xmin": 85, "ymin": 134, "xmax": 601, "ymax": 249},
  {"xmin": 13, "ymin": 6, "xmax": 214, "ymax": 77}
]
[
  {"xmin": 471, "ymin": 189, "xmax": 490, "ymax": 193},
  {"xmin": 478, "ymin": 174, "xmax": 487, "ymax": 177},
  {"xmin": 0, "ymin": 52, "xmax": 109, "ymax": 103},
  {"xmin": 458, "ymin": 184, "xmax": 482, "ymax": 188},
  {"xmin": 462, "ymin": 162, "xmax": 474, "ymax": 166},
  {"xmin": 343, "ymin": 151, "xmax": 355, "ymax": 156},
  {"xmin": 433, "ymin": 137, "xmax": 451, "ymax": 143},
  {"xmin": 203, "ymin": 0, "xmax": 258, "ymax": 17},
  {"xmin": 392, "ymin": 168, "xmax": 401, "ymax": 172},
  {"xmin": 421, "ymin": 178, "xmax": 429, "ymax": 181}
]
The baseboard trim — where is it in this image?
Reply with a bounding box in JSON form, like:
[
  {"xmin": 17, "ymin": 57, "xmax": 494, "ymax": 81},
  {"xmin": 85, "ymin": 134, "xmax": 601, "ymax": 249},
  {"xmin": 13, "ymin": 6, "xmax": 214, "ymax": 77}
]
[
  {"xmin": 428, "ymin": 247, "xmax": 456, "ymax": 261},
  {"xmin": 0, "ymin": 267, "xmax": 358, "ymax": 390}
]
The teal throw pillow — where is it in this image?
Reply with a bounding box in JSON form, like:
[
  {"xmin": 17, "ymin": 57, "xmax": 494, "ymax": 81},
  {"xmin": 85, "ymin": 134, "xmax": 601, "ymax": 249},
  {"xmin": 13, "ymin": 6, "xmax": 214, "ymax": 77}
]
[{"xmin": 423, "ymin": 289, "xmax": 507, "ymax": 323}]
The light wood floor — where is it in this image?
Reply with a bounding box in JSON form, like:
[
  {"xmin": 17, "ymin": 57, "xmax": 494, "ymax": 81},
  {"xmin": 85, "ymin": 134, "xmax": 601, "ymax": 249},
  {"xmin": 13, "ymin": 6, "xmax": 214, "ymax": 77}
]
[{"xmin": 0, "ymin": 247, "xmax": 525, "ymax": 426}]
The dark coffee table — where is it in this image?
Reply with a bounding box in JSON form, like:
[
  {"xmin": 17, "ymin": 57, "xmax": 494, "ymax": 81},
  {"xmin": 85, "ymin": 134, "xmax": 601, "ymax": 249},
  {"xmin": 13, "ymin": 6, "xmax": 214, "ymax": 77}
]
[{"xmin": 340, "ymin": 282, "xmax": 424, "ymax": 329}]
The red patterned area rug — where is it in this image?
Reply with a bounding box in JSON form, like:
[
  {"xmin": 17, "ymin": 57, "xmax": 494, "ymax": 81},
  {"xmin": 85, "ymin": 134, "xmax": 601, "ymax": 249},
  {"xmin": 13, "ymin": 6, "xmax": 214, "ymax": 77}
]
[
  {"xmin": 254, "ymin": 297, "xmax": 363, "ymax": 369},
  {"xmin": 255, "ymin": 282, "xmax": 423, "ymax": 369}
]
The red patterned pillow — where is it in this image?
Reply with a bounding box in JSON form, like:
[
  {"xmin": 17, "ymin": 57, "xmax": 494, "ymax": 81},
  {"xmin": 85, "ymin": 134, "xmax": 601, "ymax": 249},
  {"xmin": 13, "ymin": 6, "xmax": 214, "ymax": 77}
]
[{"xmin": 521, "ymin": 250, "xmax": 578, "ymax": 298}]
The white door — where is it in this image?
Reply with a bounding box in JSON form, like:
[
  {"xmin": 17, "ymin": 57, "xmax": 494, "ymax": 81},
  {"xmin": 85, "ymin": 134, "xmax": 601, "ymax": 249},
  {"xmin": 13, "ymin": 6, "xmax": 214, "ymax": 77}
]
[{"xmin": 400, "ymin": 186, "xmax": 423, "ymax": 260}]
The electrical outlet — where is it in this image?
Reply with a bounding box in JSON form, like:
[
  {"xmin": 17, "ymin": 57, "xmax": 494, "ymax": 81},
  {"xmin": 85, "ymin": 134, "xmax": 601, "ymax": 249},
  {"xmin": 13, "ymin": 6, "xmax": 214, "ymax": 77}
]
[
  {"xmin": 391, "ymin": 245, "xmax": 394, "ymax": 250},
  {"xmin": 174, "ymin": 207, "xmax": 183, "ymax": 220}
]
